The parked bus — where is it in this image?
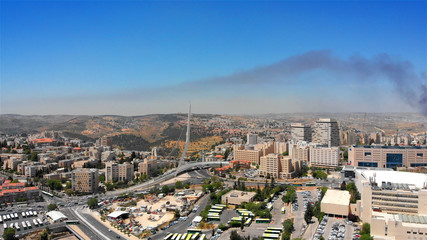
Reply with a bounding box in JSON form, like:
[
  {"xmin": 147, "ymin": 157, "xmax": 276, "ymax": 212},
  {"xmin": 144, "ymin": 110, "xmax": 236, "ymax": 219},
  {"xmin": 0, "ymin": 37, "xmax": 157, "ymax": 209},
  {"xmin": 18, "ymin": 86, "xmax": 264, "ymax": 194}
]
[
  {"xmin": 37, "ymin": 219, "xmax": 43, "ymax": 226},
  {"xmin": 215, "ymin": 204, "xmax": 226, "ymax": 207},
  {"xmin": 65, "ymin": 220, "xmax": 79, "ymax": 225},
  {"xmin": 176, "ymin": 234, "xmax": 182, "ymax": 240},
  {"xmin": 42, "ymin": 191, "xmax": 54, "ymax": 198},
  {"xmin": 190, "ymin": 232, "xmax": 199, "ymax": 240},
  {"xmin": 33, "ymin": 219, "xmax": 39, "ymax": 227},
  {"xmin": 208, "ymin": 209, "xmax": 222, "ymax": 213},
  {"xmin": 0, "ymin": 215, "xmax": 3, "ymax": 223},
  {"xmin": 199, "ymin": 234, "xmax": 206, "ymax": 240},
  {"xmin": 187, "ymin": 229, "xmax": 202, "ymax": 234},
  {"xmin": 9, "ymin": 223, "xmax": 14, "ymax": 229},
  {"xmin": 22, "ymin": 221, "xmax": 27, "ymax": 230},
  {"xmin": 266, "ymin": 227, "xmax": 283, "ymax": 232},
  {"xmin": 14, "ymin": 222, "xmax": 20, "ymax": 231},
  {"xmin": 185, "ymin": 234, "xmax": 193, "ymax": 240},
  {"xmin": 26, "ymin": 220, "xmax": 31, "ymax": 229},
  {"xmin": 281, "ymin": 207, "xmax": 286, "ymax": 214},
  {"xmin": 264, "ymin": 230, "xmax": 281, "ymax": 235},
  {"xmin": 255, "ymin": 218, "xmax": 271, "ymax": 223},
  {"xmin": 244, "ymin": 218, "xmax": 252, "ymax": 226},
  {"xmin": 22, "ymin": 212, "xmax": 26, "ymax": 218},
  {"xmin": 14, "ymin": 213, "xmax": 18, "ymax": 219},
  {"xmin": 210, "ymin": 206, "xmax": 224, "ymax": 210},
  {"xmin": 171, "ymin": 233, "xmax": 179, "ymax": 240},
  {"xmin": 180, "ymin": 233, "xmax": 187, "ymax": 239},
  {"xmin": 3, "ymin": 223, "xmax": 7, "ymax": 228},
  {"xmin": 262, "ymin": 233, "xmax": 279, "ymax": 239},
  {"xmin": 163, "ymin": 233, "xmax": 173, "ymax": 240},
  {"xmin": 207, "ymin": 216, "xmax": 220, "ymax": 221}
]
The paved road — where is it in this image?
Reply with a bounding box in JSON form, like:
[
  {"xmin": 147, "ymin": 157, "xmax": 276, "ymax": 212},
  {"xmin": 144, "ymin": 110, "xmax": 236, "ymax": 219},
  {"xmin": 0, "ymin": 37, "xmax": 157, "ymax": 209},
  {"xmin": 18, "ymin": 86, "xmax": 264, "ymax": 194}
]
[{"xmin": 151, "ymin": 194, "xmax": 210, "ymax": 240}]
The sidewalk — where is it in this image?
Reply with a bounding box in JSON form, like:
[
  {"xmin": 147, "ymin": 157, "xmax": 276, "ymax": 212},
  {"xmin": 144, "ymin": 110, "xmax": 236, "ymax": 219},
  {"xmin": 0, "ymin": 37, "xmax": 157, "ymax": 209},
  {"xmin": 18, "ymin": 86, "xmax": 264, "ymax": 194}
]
[{"xmin": 301, "ymin": 218, "xmax": 319, "ymax": 240}]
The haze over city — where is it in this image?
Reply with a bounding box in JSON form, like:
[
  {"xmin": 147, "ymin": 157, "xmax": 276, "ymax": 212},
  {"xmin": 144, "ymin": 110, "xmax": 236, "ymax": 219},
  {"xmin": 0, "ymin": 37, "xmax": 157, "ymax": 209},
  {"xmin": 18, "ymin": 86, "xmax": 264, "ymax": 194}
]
[{"xmin": 1, "ymin": 1, "xmax": 426, "ymax": 115}]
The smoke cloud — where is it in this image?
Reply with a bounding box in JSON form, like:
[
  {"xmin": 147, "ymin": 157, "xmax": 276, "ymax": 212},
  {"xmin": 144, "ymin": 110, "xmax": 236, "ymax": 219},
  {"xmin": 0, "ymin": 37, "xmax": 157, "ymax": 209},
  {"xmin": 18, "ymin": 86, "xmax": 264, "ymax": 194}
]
[{"xmin": 190, "ymin": 50, "xmax": 426, "ymax": 114}]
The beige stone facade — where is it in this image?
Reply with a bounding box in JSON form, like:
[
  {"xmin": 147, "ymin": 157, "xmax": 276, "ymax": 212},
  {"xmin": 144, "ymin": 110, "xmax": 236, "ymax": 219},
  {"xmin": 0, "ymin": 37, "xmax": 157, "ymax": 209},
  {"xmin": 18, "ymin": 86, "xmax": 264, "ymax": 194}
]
[{"xmin": 72, "ymin": 168, "xmax": 99, "ymax": 193}]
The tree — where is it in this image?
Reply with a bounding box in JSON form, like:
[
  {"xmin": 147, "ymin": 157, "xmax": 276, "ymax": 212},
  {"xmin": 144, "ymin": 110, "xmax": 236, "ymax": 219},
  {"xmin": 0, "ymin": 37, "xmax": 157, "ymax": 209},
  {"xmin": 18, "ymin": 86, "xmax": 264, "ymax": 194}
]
[
  {"xmin": 47, "ymin": 204, "xmax": 57, "ymax": 211},
  {"xmin": 3, "ymin": 228, "xmax": 16, "ymax": 240},
  {"xmin": 340, "ymin": 181, "xmax": 347, "ymax": 190},
  {"xmin": 361, "ymin": 223, "xmax": 371, "ymax": 235},
  {"xmin": 319, "ymin": 236, "xmax": 325, "ymax": 240},
  {"xmin": 304, "ymin": 202, "xmax": 314, "ymax": 224},
  {"xmin": 99, "ymin": 175, "xmax": 105, "ymax": 183},
  {"xmin": 175, "ymin": 181, "xmax": 183, "ymax": 189},
  {"xmin": 283, "ymin": 151, "xmax": 288, "ymax": 156},
  {"xmin": 40, "ymin": 229, "xmax": 49, "ymax": 240},
  {"xmin": 282, "ymin": 219, "xmax": 294, "ymax": 233},
  {"xmin": 11, "ymin": 179, "xmax": 19, "ymax": 183},
  {"xmin": 87, "ymin": 198, "xmax": 98, "ymax": 209},
  {"xmin": 174, "ymin": 209, "xmax": 180, "ymax": 219}
]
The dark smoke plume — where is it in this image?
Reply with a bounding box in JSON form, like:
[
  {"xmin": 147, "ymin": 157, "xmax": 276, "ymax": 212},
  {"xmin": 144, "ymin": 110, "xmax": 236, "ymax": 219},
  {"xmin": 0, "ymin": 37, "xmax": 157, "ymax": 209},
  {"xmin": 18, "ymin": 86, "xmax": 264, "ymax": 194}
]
[{"xmin": 196, "ymin": 50, "xmax": 427, "ymax": 114}]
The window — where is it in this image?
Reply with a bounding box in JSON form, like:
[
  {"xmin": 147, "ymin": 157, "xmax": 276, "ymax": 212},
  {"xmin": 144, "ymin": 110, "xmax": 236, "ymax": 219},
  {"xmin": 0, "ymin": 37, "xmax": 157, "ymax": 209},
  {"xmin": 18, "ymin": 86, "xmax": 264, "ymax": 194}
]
[
  {"xmin": 417, "ymin": 153, "xmax": 423, "ymax": 157},
  {"xmin": 365, "ymin": 152, "xmax": 372, "ymax": 156},
  {"xmin": 386, "ymin": 154, "xmax": 403, "ymax": 168},
  {"xmin": 358, "ymin": 162, "xmax": 378, "ymax": 167}
]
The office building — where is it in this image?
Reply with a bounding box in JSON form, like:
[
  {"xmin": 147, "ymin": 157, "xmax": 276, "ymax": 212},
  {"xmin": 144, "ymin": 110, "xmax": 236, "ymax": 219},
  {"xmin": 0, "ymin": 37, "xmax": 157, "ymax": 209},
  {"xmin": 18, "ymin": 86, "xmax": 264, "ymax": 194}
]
[
  {"xmin": 233, "ymin": 142, "xmax": 274, "ymax": 165},
  {"xmin": 312, "ymin": 118, "xmax": 340, "ymax": 147},
  {"xmin": 138, "ymin": 158, "xmax": 158, "ymax": 177},
  {"xmin": 348, "ymin": 145, "xmax": 427, "ymax": 169},
  {"xmin": 291, "ymin": 123, "xmax": 312, "ymax": 142},
  {"xmin": 352, "ymin": 168, "xmax": 427, "ymax": 240},
  {"xmin": 105, "ymin": 162, "xmax": 134, "ymax": 183},
  {"xmin": 309, "ymin": 147, "xmax": 339, "ymax": 167},
  {"xmin": 72, "ymin": 168, "xmax": 99, "ymax": 193},
  {"xmin": 259, "ymin": 153, "xmax": 282, "ymax": 179}
]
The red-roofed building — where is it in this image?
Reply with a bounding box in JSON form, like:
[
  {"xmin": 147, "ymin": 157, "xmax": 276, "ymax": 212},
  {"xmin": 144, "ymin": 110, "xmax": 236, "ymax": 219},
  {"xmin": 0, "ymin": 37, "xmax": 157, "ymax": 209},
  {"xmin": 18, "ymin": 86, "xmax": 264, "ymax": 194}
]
[
  {"xmin": 0, "ymin": 180, "xmax": 40, "ymax": 203},
  {"xmin": 31, "ymin": 138, "xmax": 57, "ymax": 147}
]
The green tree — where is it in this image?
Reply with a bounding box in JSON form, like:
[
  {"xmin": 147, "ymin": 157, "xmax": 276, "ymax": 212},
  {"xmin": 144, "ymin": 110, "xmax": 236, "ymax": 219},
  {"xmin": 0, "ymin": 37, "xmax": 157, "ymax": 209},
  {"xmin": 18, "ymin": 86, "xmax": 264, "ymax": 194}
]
[
  {"xmin": 361, "ymin": 223, "xmax": 371, "ymax": 235},
  {"xmin": 175, "ymin": 181, "xmax": 183, "ymax": 189},
  {"xmin": 87, "ymin": 198, "xmax": 98, "ymax": 209},
  {"xmin": 282, "ymin": 219, "xmax": 294, "ymax": 233},
  {"xmin": 174, "ymin": 209, "xmax": 180, "ymax": 219},
  {"xmin": 47, "ymin": 204, "xmax": 57, "ymax": 211},
  {"xmin": 11, "ymin": 179, "xmax": 19, "ymax": 183},
  {"xmin": 40, "ymin": 229, "xmax": 49, "ymax": 240},
  {"xmin": 99, "ymin": 175, "xmax": 105, "ymax": 183},
  {"xmin": 3, "ymin": 228, "xmax": 16, "ymax": 240},
  {"xmin": 304, "ymin": 202, "xmax": 314, "ymax": 224},
  {"xmin": 340, "ymin": 181, "xmax": 347, "ymax": 190}
]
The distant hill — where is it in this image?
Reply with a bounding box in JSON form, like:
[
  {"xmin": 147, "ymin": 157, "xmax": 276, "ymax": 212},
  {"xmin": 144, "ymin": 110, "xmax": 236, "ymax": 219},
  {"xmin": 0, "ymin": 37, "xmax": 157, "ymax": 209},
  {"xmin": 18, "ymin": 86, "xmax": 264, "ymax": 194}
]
[{"xmin": 0, "ymin": 114, "xmax": 223, "ymax": 152}]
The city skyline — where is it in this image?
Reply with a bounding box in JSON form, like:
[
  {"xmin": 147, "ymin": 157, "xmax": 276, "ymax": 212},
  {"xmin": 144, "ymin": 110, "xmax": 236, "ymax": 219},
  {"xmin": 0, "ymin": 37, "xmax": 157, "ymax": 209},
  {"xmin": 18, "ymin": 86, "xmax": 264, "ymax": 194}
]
[{"xmin": 1, "ymin": 1, "xmax": 426, "ymax": 115}]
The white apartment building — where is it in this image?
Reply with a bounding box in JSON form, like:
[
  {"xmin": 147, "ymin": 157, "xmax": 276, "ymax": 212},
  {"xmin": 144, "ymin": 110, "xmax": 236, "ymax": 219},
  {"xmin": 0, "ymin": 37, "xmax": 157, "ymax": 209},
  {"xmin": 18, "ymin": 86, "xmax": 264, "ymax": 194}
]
[{"xmin": 309, "ymin": 147, "xmax": 339, "ymax": 167}]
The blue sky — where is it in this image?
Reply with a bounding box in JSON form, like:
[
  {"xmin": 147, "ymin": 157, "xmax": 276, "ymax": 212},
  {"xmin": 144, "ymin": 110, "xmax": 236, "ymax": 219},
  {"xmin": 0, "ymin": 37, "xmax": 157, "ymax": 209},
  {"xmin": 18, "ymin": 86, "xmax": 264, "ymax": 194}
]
[{"xmin": 1, "ymin": 0, "xmax": 426, "ymax": 115}]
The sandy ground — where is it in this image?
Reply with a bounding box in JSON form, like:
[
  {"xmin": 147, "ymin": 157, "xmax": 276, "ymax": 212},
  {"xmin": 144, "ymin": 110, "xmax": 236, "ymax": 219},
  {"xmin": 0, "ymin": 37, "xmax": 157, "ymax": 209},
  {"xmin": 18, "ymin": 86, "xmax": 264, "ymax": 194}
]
[
  {"xmin": 109, "ymin": 195, "xmax": 184, "ymax": 229},
  {"xmin": 68, "ymin": 225, "xmax": 91, "ymax": 240},
  {"xmin": 85, "ymin": 208, "xmax": 140, "ymax": 240},
  {"xmin": 161, "ymin": 173, "xmax": 192, "ymax": 186}
]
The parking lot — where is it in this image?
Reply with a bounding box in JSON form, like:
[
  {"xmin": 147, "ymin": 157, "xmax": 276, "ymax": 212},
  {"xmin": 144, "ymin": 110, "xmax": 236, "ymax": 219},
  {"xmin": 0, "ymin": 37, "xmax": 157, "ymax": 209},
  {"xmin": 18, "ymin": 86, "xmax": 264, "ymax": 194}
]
[
  {"xmin": 320, "ymin": 217, "xmax": 355, "ymax": 240},
  {"xmin": 0, "ymin": 208, "xmax": 51, "ymax": 236},
  {"xmin": 292, "ymin": 190, "xmax": 318, "ymax": 238}
]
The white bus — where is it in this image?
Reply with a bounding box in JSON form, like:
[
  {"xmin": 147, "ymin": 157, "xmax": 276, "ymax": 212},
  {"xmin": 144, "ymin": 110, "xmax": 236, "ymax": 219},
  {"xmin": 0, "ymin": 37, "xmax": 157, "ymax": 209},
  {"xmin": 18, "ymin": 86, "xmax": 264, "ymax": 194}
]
[
  {"xmin": 22, "ymin": 221, "xmax": 26, "ymax": 230},
  {"xmin": 26, "ymin": 220, "xmax": 31, "ymax": 229},
  {"xmin": 0, "ymin": 215, "xmax": 3, "ymax": 223},
  {"xmin": 3, "ymin": 223, "xmax": 7, "ymax": 228},
  {"xmin": 37, "ymin": 218, "xmax": 43, "ymax": 225},
  {"xmin": 22, "ymin": 212, "xmax": 26, "ymax": 218},
  {"xmin": 9, "ymin": 223, "xmax": 14, "ymax": 229},
  {"xmin": 14, "ymin": 222, "xmax": 20, "ymax": 231},
  {"xmin": 26, "ymin": 211, "xmax": 31, "ymax": 217},
  {"xmin": 33, "ymin": 219, "xmax": 39, "ymax": 227},
  {"xmin": 14, "ymin": 213, "xmax": 18, "ymax": 219}
]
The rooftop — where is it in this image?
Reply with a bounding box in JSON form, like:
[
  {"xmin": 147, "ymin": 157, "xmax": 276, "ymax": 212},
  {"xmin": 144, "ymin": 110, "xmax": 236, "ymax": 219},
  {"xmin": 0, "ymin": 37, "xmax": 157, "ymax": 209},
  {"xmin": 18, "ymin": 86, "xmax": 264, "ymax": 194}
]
[
  {"xmin": 351, "ymin": 145, "xmax": 427, "ymax": 150},
  {"xmin": 321, "ymin": 189, "xmax": 351, "ymax": 206},
  {"xmin": 47, "ymin": 211, "xmax": 68, "ymax": 222},
  {"xmin": 357, "ymin": 169, "xmax": 427, "ymax": 189}
]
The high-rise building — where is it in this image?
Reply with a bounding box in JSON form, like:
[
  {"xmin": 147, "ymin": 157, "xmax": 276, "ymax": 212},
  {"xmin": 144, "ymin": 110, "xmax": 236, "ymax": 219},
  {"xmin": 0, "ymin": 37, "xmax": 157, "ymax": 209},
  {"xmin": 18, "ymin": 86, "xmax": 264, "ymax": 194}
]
[
  {"xmin": 105, "ymin": 162, "xmax": 134, "ymax": 183},
  {"xmin": 312, "ymin": 118, "xmax": 340, "ymax": 147},
  {"xmin": 72, "ymin": 168, "xmax": 99, "ymax": 193},
  {"xmin": 99, "ymin": 136, "xmax": 112, "ymax": 147},
  {"xmin": 247, "ymin": 134, "xmax": 258, "ymax": 145},
  {"xmin": 291, "ymin": 123, "xmax": 312, "ymax": 142}
]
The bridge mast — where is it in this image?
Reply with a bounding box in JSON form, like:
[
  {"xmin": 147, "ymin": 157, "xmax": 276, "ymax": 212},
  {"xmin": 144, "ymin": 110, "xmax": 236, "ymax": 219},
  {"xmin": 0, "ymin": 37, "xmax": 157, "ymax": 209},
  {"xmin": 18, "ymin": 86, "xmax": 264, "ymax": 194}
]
[{"xmin": 176, "ymin": 103, "xmax": 191, "ymax": 175}]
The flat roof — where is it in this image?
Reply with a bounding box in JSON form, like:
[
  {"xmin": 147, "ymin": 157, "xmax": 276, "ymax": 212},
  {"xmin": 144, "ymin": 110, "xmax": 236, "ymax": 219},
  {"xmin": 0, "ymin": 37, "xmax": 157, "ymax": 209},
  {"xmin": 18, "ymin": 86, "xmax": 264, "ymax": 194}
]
[
  {"xmin": 351, "ymin": 145, "xmax": 427, "ymax": 150},
  {"xmin": 107, "ymin": 211, "xmax": 129, "ymax": 218},
  {"xmin": 357, "ymin": 169, "xmax": 427, "ymax": 189},
  {"xmin": 321, "ymin": 189, "xmax": 350, "ymax": 206},
  {"xmin": 46, "ymin": 211, "xmax": 68, "ymax": 222}
]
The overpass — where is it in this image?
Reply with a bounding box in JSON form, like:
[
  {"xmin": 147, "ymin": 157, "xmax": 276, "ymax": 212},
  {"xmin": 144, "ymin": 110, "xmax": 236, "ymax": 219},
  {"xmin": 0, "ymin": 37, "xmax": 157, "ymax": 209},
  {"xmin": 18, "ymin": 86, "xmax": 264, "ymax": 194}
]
[{"xmin": 106, "ymin": 161, "xmax": 228, "ymax": 196}]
